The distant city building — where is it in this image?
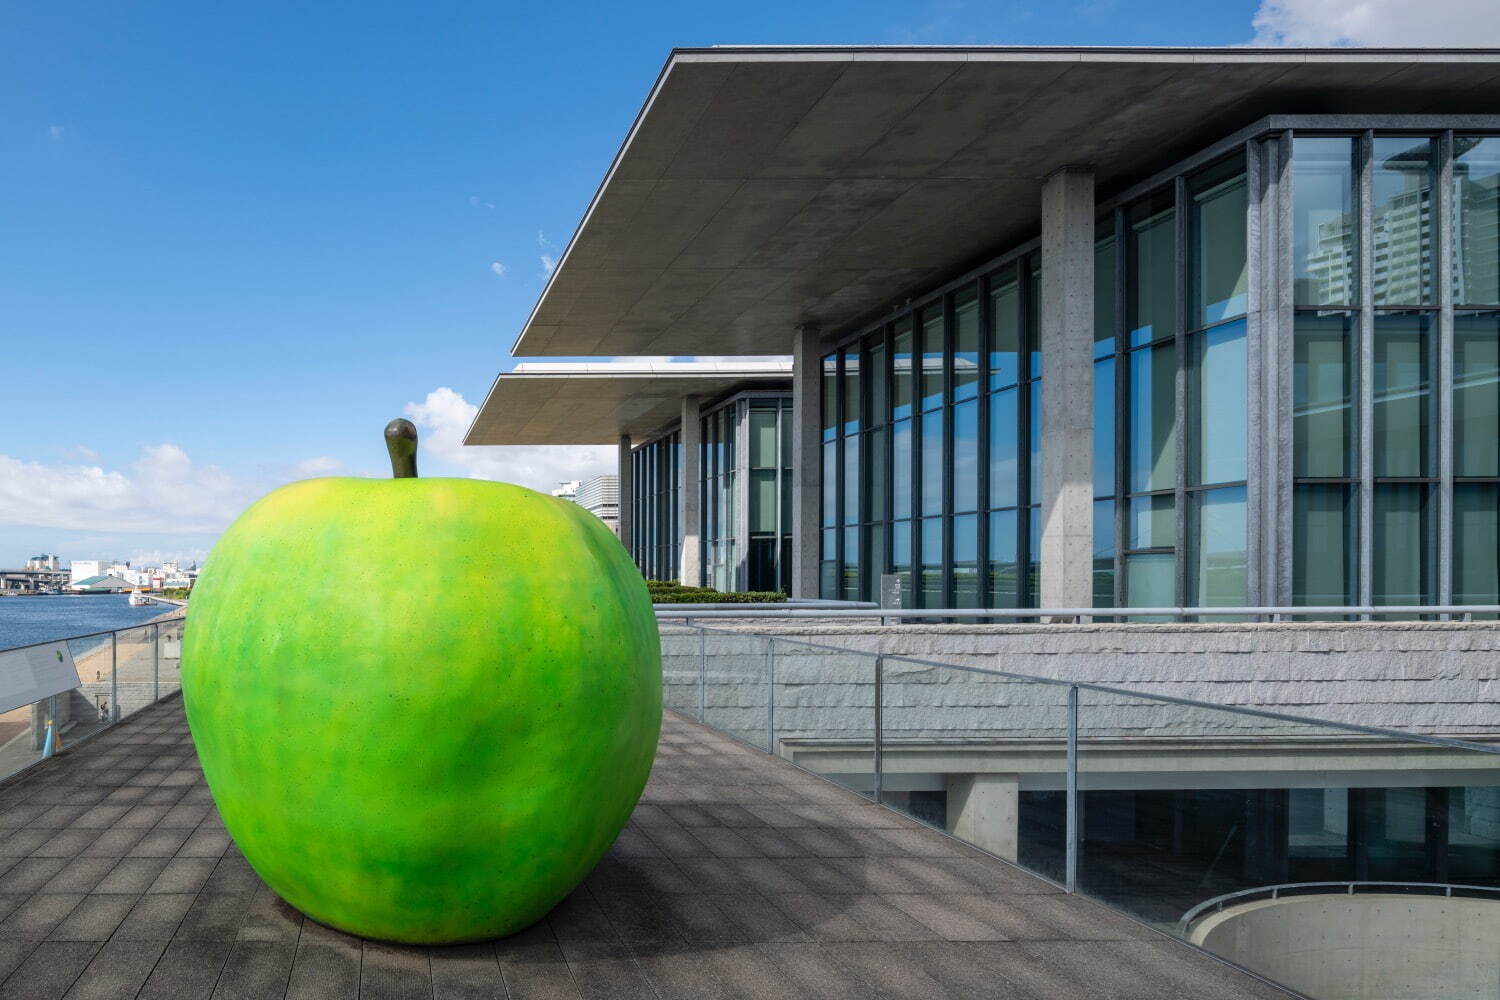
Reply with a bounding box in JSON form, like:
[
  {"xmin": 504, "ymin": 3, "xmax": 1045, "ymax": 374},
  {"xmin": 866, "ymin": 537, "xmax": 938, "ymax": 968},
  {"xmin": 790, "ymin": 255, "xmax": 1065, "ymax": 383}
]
[
  {"xmin": 575, "ymin": 474, "xmax": 620, "ymax": 536},
  {"xmin": 25, "ymin": 554, "xmax": 59, "ymax": 571},
  {"xmin": 69, "ymin": 574, "xmax": 134, "ymax": 593},
  {"xmin": 68, "ymin": 560, "xmax": 107, "ymax": 585},
  {"xmin": 550, "ymin": 480, "xmax": 581, "ymax": 501}
]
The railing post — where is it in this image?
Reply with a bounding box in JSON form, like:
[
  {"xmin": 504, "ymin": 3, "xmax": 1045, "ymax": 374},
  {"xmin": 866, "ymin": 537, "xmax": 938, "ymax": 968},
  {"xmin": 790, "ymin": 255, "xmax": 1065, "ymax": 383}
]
[
  {"xmin": 1066, "ymin": 683, "xmax": 1079, "ymax": 894},
  {"xmin": 153, "ymin": 624, "xmax": 160, "ymax": 702},
  {"xmin": 697, "ymin": 625, "xmax": 706, "ymax": 723},
  {"xmin": 766, "ymin": 639, "xmax": 776, "ymax": 753},
  {"xmin": 110, "ymin": 632, "xmax": 119, "ymax": 723},
  {"xmin": 872, "ymin": 655, "xmax": 883, "ymax": 805}
]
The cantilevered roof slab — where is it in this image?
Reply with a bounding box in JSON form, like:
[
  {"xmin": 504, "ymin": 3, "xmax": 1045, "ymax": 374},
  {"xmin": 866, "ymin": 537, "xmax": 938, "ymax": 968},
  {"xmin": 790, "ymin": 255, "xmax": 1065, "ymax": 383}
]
[
  {"xmin": 465, "ymin": 359, "xmax": 792, "ymax": 445},
  {"xmin": 515, "ymin": 46, "xmax": 1500, "ymax": 357}
]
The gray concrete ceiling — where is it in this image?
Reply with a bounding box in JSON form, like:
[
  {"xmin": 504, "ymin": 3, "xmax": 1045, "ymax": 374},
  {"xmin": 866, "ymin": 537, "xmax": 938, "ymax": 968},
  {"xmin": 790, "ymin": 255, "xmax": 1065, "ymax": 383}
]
[
  {"xmin": 513, "ymin": 46, "xmax": 1500, "ymax": 357},
  {"xmin": 466, "ymin": 365, "xmax": 792, "ymax": 445}
]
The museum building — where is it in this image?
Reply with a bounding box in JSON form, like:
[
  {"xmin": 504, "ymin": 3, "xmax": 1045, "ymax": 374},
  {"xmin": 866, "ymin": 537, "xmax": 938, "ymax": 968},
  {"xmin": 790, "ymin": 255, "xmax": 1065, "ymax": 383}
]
[{"xmin": 466, "ymin": 47, "xmax": 1500, "ymax": 611}]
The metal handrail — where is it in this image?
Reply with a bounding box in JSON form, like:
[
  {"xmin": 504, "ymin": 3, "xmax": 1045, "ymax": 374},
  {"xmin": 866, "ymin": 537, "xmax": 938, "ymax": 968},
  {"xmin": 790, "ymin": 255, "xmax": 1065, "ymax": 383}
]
[
  {"xmin": 0, "ymin": 615, "xmax": 183, "ymax": 656},
  {"xmin": 1179, "ymin": 881, "xmax": 1500, "ymax": 932},
  {"xmin": 657, "ymin": 603, "xmax": 1500, "ymax": 620}
]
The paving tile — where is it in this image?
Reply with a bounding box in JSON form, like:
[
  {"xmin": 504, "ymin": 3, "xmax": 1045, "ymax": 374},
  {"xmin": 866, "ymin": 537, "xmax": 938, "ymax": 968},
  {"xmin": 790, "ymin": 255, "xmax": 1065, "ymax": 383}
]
[
  {"xmin": 136, "ymin": 940, "xmax": 232, "ymax": 1000},
  {"xmin": 426, "ymin": 942, "xmax": 505, "ymax": 1000},
  {"xmin": 47, "ymin": 893, "xmax": 139, "ymax": 941},
  {"xmin": 113, "ymin": 892, "xmax": 196, "ymax": 940},
  {"xmin": 78, "ymin": 827, "xmax": 148, "ymax": 858},
  {"xmin": 93, "ymin": 856, "xmax": 169, "ymax": 894},
  {"xmin": 211, "ymin": 940, "xmax": 297, "ymax": 1000},
  {"xmin": 360, "ymin": 943, "xmax": 431, "ymax": 1000},
  {"xmin": 0, "ymin": 940, "xmax": 100, "ymax": 999},
  {"xmin": 147, "ymin": 856, "xmax": 216, "ymax": 893},
  {"xmin": 283, "ymin": 922, "xmax": 359, "ymax": 1000},
  {"xmin": 236, "ymin": 885, "xmax": 303, "ymax": 942},
  {"xmin": 493, "ymin": 923, "xmax": 580, "ymax": 999},
  {"xmin": 175, "ymin": 893, "xmax": 253, "ymax": 941},
  {"xmin": 29, "ymin": 830, "xmax": 103, "ymax": 859},
  {"xmin": 127, "ymin": 828, "xmax": 191, "ymax": 858},
  {"xmin": 0, "ymin": 893, "xmax": 85, "ymax": 940},
  {"xmin": 749, "ymin": 941, "xmax": 881, "ymax": 1000}
]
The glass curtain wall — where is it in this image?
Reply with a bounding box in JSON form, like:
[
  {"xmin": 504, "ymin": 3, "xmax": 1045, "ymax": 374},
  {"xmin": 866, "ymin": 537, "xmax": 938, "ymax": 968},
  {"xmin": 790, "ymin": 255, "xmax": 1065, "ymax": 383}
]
[
  {"xmin": 705, "ymin": 393, "xmax": 795, "ymax": 594},
  {"xmin": 746, "ymin": 398, "xmax": 795, "ymax": 594},
  {"xmin": 702, "ymin": 405, "xmax": 737, "ymax": 592},
  {"xmin": 629, "ymin": 432, "xmax": 680, "ymax": 581}
]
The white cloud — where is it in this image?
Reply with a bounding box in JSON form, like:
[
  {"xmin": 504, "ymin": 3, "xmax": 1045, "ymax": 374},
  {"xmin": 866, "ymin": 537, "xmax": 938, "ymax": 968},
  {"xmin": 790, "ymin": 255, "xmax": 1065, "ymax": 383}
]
[
  {"xmin": 539, "ymin": 254, "xmax": 557, "ymax": 276},
  {"xmin": 468, "ymin": 195, "xmax": 495, "ymax": 210},
  {"xmin": 292, "ymin": 456, "xmax": 343, "ymax": 478},
  {"xmin": 1251, "ymin": 0, "xmax": 1500, "ymax": 44},
  {"xmin": 490, "ymin": 261, "xmax": 507, "ymax": 278},
  {"xmin": 47, "ymin": 124, "xmax": 63, "ymax": 140},
  {"xmin": 403, "ymin": 387, "xmax": 612, "ymax": 492}
]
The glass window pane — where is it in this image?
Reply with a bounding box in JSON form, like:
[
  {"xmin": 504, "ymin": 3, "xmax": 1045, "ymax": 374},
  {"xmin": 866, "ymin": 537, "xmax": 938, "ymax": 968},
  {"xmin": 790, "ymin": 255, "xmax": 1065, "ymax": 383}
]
[
  {"xmin": 893, "ymin": 319, "xmax": 914, "ymax": 421},
  {"xmin": 1192, "ymin": 318, "xmax": 1248, "ymax": 486},
  {"xmin": 921, "ymin": 410, "xmax": 944, "ymax": 518},
  {"xmin": 893, "ymin": 419, "xmax": 912, "ymax": 521},
  {"xmin": 1293, "ymin": 483, "xmax": 1357, "ymax": 605},
  {"xmin": 749, "ymin": 469, "xmax": 777, "ymax": 534},
  {"xmin": 1455, "ymin": 483, "xmax": 1500, "ymax": 605},
  {"xmin": 1027, "ymin": 257, "xmax": 1042, "ymax": 378},
  {"xmin": 1029, "ymin": 382, "xmax": 1042, "ymax": 507},
  {"xmin": 920, "ymin": 517, "xmax": 944, "ymax": 609},
  {"xmin": 1190, "ymin": 486, "xmax": 1247, "ymax": 608},
  {"xmin": 1127, "ymin": 195, "xmax": 1175, "ymax": 346},
  {"xmin": 781, "ymin": 399, "xmax": 793, "ymax": 467},
  {"xmin": 1373, "ymin": 312, "xmax": 1435, "ymax": 478},
  {"xmin": 1128, "ymin": 494, "xmax": 1175, "ymax": 550},
  {"xmin": 921, "ymin": 307, "xmax": 945, "ymax": 411},
  {"xmin": 1455, "ymin": 312, "xmax": 1500, "ymax": 478},
  {"xmin": 1372, "ymin": 136, "xmax": 1434, "ymax": 306},
  {"xmin": 842, "ymin": 348, "xmax": 861, "ymax": 437},
  {"xmin": 988, "ymin": 509, "xmax": 1019, "ymax": 609},
  {"xmin": 1128, "ymin": 342, "xmax": 1177, "ymax": 493},
  {"xmin": 820, "ymin": 528, "xmax": 837, "ymax": 599},
  {"xmin": 864, "ymin": 522, "xmax": 887, "ymax": 594},
  {"xmin": 867, "ymin": 427, "xmax": 887, "ymax": 523},
  {"xmin": 1189, "ymin": 162, "xmax": 1249, "ymax": 325},
  {"xmin": 1293, "ymin": 136, "xmax": 1358, "ymax": 307},
  {"xmin": 1094, "ymin": 357, "xmax": 1115, "ymax": 498},
  {"xmin": 1094, "ymin": 499, "xmax": 1116, "ymax": 609},
  {"xmin": 822, "ymin": 355, "xmax": 838, "ymax": 441},
  {"xmin": 749, "ymin": 408, "xmax": 778, "ymax": 468},
  {"xmin": 989, "ymin": 275, "xmax": 1020, "ymax": 390},
  {"xmin": 843, "ymin": 435, "xmax": 859, "ymax": 526},
  {"xmin": 1373, "ymin": 483, "xmax": 1436, "ymax": 605},
  {"xmin": 989, "ymin": 389, "xmax": 1018, "ymax": 509},
  {"xmin": 1095, "ymin": 233, "xmax": 1116, "ymax": 358},
  {"xmin": 892, "ymin": 520, "xmax": 913, "ymax": 608},
  {"xmin": 954, "ymin": 288, "xmax": 979, "ymax": 402},
  {"xmin": 953, "ymin": 399, "xmax": 979, "ymax": 514},
  {"xmin": 867, "ymin": 341, "xmax": 888, "ymax": 427},
  {"xmin": 842, "ymin": 525, "xmax": 860, "ymax": 601},
  {"xmin": 1294, "ymin": 311, "xmax": 1357, "ymax": 479},
  {"xmin": 954, "ymin": 513, "xmax": 979, "ymax": 608},
  {"xmin": 1454, "ymin": 137, "xmax": 1500, "ymax": 306},
  {"xmin": 1125, "ymin": 552, "xmax": 1174, "ymax": 608},
  {"xmin": 821, "ymin": 441, "xmax": 837, "ymax": 528}
]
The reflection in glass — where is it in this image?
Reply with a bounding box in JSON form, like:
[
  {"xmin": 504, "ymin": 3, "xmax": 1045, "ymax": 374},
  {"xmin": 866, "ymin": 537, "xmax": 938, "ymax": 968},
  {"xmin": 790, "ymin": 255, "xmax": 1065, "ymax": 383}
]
[
  {"xmin": 749, "ymin": 408, "xmax": 777, "ymax": 468},
  {"xmin": 1190, "ymin": 162, "xmax": 1249, "ymax": 325},
  {"xmin": 1293, "ymin": 483, "xmax": 1357, "ymax": 605},
  {"xmin": 1293, "ymin": 137, "xmax": 1357, "ymax": 307},
  {"xmin": 867, "ymin": 340, "xmax": 888, "ymax": 426},
  {"xmin": 867, "ymin": 427, "xmax": 886, "ymax": 522},
  {"xmin": 1294, "ymin": 312, "xmax": 1357, "ymax": 478},
  {"xmin": 1191, "ymin": 319, "xmax": 1247, "ymax": 486},
  {"xmin": 842, "ymin": 348, "xmax": 861, "ymax": 437},
  {"xmin": 1190, "ymin": 486, "xmax": 1247, "ymax": 608},
  {"xmin": 989, "ymin": 509, "xmax": 1019, "ymax": 608},
  {"xmin": 1455, "ymin": 484, "xmax": 1500, "ymax": 606},
  {"xmin": 954, "ymin": 514, "xmax": 978, "ymax": 608},
  {"xmin": 892, "ymin": 520, "xmax": 912, "ymax": 607},
  {"xmin": 1373, "ymin": 484, "xmax": 1435, "ymax": 606},
  {"xmin": 989, "ymin": 389, "xmax": 1018, "ymax": 509},
  {"xmin": 1094, "ymin": 357, "xmax": 1115, "ymax": 497},
  {"xmin": 822, "ymin": 355, "xmax": 838, "ymax": 440},
  {"xmin": 921, "ymin": 411, "xmax": 944, "ymax": 518},
  {"xmin": 749, "ymin": 470, "xmax": 777, "ymax": 533},
  {"xmin": 990, "ymin": 275, "xmax": 1020, "ymax": 390},
  {"xmin": 1128, "ymin": 494, "xmax": 1175, "ymax": 550},
  {"xmin": 1374, "ymin": 312, "xmax": 1435, "ymax": 478},
  {"xmin": 1129, "ymin": 342, "xmax": 1177, "ymax": 493},
  {"xmin": 864, "ymin": 521, "xmax": 887, "ymax": 595},
  {"xmin": 954, "ymin": 399, "xmax": 978, "ymax": 514},
  {"xmin": 921, "ymin": 308, "xmax": 945, "ymax": 411},
  {"xmin": 893, "ymin": 319, "xmax": 914, "ymax": 421},
  {"xmin": 842, "ymin": 525, "xmax": 860, "ymax": 601},
  {"xmin": 1094, "ymin": 499, "xmax": 1115, "ymax": 609},
  {"xmin": 920, "ymin": 517, "xmax": 943, "ymax": 608},
  {"xmin": 821, "ymin": 441, "xmax": 836, "ymax": 528},
  {"xmin": 843, "ymin": 434, "xmax": 859, "ymax": 526},
  {"xmin": 1128, "ymin": 197, "xmax": 1175, "ymax": 346},
  {"xmin": 1125, "ymin": 552, "xmax": 1174, "ymax": 608},
  {"xmin": 1372, "ymin": 136, "xmax": 1434, "ymax": 305},
  {"xmin": 820, "ymin": 528, "xmax": 837, "ymax": 598},
  {"xmin": 893, "ymin": 420, "xmax": 912, "ymax": 521},
  {"xmin": 1030, "ymin": 382, "xmax": 1042, "ymax": 507},
  {"xmin": 1455, "ymin": 312, "xmax": 1499, "ymax": 477},
  {"xmin": 954, "ymin": 288, "xmax": 979, "ymax": 401},
  {"xmin": 1095, "ymin": 233, "xmax": 1116, "ymax": 357},
  {"xmin": 1454, "ymin": 137, "xmax": 1500, "ymax": 306}
]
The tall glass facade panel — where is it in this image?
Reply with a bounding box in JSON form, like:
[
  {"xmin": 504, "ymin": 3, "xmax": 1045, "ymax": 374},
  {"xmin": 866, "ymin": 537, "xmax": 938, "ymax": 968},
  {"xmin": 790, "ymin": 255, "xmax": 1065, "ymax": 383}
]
[
  {"xmin": 1294, "ymin": 137, "xmax": 1358, "ymax": 307},
  {"xmin": 1455, "ymin": 137, "xmax": 1500, "ymax": 307},
  {"xmin": 629, "ymin": 432, "xmax": 680, "ymax": 582},
  {"xmin": 1372, "ymin": 136, "xmax": 1435, "ymax": 306}
]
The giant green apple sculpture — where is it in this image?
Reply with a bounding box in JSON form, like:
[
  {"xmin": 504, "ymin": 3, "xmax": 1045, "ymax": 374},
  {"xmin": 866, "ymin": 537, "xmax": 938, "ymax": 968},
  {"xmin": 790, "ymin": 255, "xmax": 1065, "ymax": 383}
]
[{"xmin": 181, "ymin": 419, "xmax": 660, "ymax": 944}]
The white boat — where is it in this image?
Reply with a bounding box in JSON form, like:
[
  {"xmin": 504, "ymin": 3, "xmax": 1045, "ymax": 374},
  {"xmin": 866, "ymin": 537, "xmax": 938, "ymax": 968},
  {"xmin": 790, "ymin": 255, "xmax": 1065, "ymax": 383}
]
[{"xmin": 128, "ymin": 588, "xmax": 151, "ymax": 607}]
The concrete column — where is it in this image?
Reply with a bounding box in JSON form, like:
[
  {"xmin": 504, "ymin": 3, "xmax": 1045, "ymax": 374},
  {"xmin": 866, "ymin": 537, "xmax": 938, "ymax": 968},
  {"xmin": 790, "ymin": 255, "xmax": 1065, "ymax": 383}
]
[
  {"xmin": 946, "ymin": 773, "xmax": 1020, "ymax": 861},
  {"xmin": 790, "ymin": 325, "xmax": 822, "ymax": 599},
  {"xmin": 678, "ymin": 397, "xmax": 702, "ymax": 586},
  {"xmin": 1039, "ymin": 167, "xmax": 1095, "ymax": 610},
  {"xmin": 617, "ymin": 434, "xmax": 633, "ymax": 562}
]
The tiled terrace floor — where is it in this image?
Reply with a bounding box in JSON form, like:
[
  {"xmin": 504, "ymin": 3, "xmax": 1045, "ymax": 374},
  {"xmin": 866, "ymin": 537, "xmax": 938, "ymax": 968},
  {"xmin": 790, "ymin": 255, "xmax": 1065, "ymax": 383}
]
[{"xmin": 0, "ymin": 698, "xmax": 1294, "ymax": 999}]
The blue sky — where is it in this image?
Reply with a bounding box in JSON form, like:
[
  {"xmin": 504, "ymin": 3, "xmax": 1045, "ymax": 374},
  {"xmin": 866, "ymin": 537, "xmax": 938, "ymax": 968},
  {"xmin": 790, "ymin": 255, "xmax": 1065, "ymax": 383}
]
[{"xmin": 0, "ymin": 0, "xmax": 1486, "ymax": 566}]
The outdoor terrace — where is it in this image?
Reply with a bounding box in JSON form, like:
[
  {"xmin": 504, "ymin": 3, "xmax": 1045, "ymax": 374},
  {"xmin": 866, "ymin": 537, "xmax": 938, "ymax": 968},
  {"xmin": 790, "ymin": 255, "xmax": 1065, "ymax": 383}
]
[{"xmin": 0, "ymin": 696, "xmax": 1289, "ymax": 1000}]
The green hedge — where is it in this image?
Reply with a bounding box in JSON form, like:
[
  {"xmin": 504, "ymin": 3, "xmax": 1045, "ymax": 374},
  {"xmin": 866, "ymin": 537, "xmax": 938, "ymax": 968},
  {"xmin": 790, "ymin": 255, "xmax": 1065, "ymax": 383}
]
[{"xmin": 644, "ymin": 580, "xmax": 788, "ymax": 604}]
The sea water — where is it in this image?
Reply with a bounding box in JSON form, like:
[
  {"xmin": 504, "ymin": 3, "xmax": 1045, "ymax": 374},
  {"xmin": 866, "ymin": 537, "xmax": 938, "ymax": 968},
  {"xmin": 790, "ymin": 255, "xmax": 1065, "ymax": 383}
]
[{"xmin": 0, "ymin": 595, "xmax": 172, "ymax": 652}]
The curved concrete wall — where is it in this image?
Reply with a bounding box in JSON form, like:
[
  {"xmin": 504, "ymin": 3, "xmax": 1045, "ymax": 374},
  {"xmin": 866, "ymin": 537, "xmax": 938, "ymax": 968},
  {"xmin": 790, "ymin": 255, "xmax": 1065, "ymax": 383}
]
[{"xmin": 1190, "ymin": 893, "xmax": 1500, "ymax": 1000}]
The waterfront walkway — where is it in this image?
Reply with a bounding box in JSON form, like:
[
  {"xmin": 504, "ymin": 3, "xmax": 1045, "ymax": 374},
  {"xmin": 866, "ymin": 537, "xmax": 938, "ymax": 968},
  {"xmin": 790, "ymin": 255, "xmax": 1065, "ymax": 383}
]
[{"xmin": 0, "ymin": 698, "xmax": 1292, "ymax": 999}]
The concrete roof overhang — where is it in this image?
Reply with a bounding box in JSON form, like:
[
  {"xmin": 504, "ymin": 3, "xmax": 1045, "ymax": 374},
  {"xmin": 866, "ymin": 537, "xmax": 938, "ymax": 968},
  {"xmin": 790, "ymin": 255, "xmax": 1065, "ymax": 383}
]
[
  {"xmin": 513, "ymin": 46, "xmax": 1500, "ymax": 358},
  {"xmin": 464, "ymin": 360, "xmax": 792, "ymax": 446}
]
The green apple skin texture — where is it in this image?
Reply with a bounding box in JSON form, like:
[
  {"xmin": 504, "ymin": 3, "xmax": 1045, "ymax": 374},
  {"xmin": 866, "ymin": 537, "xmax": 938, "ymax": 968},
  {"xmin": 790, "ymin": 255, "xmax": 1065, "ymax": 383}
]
[{"xmin": 180, "ymin": 477, "xmax": 661, "ymax": 944}]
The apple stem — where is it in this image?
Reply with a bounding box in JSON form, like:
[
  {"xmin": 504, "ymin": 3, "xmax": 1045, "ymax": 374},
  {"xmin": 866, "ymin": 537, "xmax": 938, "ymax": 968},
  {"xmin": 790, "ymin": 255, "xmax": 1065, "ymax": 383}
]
[{"xmin": 384, "ymin": 419, "xmax": 419, "ymax": 479}]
